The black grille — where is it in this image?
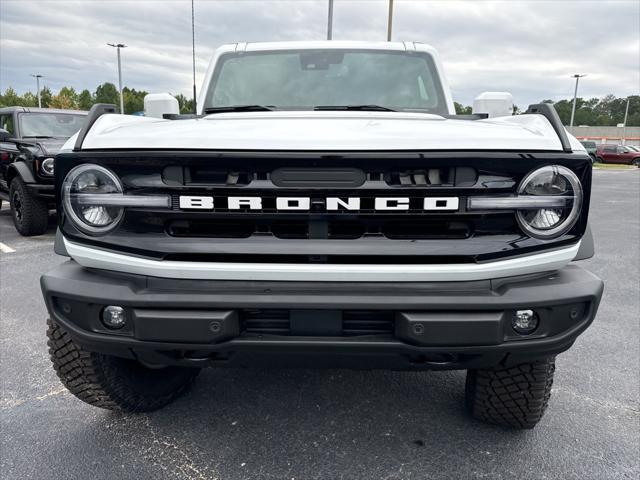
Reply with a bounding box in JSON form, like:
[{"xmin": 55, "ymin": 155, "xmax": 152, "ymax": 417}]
[
  {"xmin": 241, "ymin": 309, "xmax": 394, "ymax": 336},
  {"xmin": 56, "ymin": 150, "xmax": 591, "ymax": 263}
]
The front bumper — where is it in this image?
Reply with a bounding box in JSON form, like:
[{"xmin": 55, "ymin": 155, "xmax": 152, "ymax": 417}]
[
  {"xmin": 41, "ymin": 261, "xmax": 603, "ymax": 370},
  {"xmin": 26, "ymin": 183, "xmax": 55, "ymax": 200}
]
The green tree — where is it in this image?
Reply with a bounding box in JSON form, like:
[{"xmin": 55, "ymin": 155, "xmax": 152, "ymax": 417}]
[
  {"xmin": 454, "ymin": 101, "xmax": 472, "ymax": 115},
  {"xmin": 94, "ymin": 82, "xmax": 120, "ymax": 107},
  {"xmin": 0, "ymin": 87, "xmax": 23, "ymax": 107},
  {"xmin": 77, "ymin": 89, "xmax": 94, "ymax": 111},
  {"xmin": 123, "ymin": 87, "xmax": 148, "ymax": 114},
  {"xmin": 174, "ymin": 93, "xmax": 195, "ymax": 114},
  {"xmin": 546, "ymin": 94, "xmax": 639, "ymax": 127},
  {"xmin": 625, "ymin": 95, "xmax": 640, "ymax": 127},
  {"xmin": 50, "ymin": 86, "xmax": 78, "ymax": 109},
  {"xmin": 50, "ymin": 93, "xmax": 76, "ymax": 109},
  {"xmin": 21, "ymin": 92, "xmax": 39, "ymax": 107},
  {"xmin": 39, "ymin": 86, "xmax": 53, "ymax": 108}
]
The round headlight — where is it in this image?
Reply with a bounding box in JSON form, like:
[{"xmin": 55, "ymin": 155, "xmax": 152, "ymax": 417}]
[
  {"xmin": 62, "ymin": 164, "xmax": 124, "ymax": 234},
  {"xmin": 40, "ymin": 157, "xmax": 55, "ymax": 176},
  {"xmin": 516, "ymin": 165, "xmax": 583, "ymax": 239}
]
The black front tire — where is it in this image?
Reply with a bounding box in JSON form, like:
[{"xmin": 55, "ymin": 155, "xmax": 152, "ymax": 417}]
[
  {"xmin": 47, "ymin": 319, "xmax": 200, "ymax": 412},
  {"xmin": 632, "ymin": 158, "xmax": 640, "ymax": 167},
  {"xmin": 9, "ymin": 177, "xmax": 49, "ymax": 236},
  {"xmin": 465, "ymin": 358, "xmax": 555, "ymax": 429}
]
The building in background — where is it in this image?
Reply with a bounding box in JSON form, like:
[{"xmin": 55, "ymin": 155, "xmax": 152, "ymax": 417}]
[{"xmin": 567, "ymin": 126, "xmax": 640, "ymax": 147}]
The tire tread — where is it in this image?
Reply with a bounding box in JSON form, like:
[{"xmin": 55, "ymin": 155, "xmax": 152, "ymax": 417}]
[
  {"xmin": 9, "ymin": 177, "xmax": 49, "ymax": 236},
  {"xmin": 46, "ymin": 318, "xmax": 199, "ymax": 412},
  {"xmin": 465, "ymin": 358, "xmax": 555, "ymax": 429}
]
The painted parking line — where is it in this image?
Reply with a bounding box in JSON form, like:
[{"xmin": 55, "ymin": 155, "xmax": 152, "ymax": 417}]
[{"xmin": 0, "ymin": 242, "xmax": 16, "ymax": 253}]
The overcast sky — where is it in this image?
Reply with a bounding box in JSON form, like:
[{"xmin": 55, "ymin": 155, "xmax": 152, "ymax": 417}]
[{"xmin": 1, "ymin": 0, "xmax": 638, "ymax": 107}]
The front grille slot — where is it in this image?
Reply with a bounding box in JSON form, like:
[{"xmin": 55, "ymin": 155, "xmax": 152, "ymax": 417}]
[
  {"xmin": 383, "ymin": 220, "xmax": 471, "ymax": 239},
  {"xmin": 271, "ymin": 221, "xmax": 309, "ymax": 239},
  {"xmin": 169, "ymin": 219, "xmax": 255, "ymax": 238},
  {"xmin": 163, "ymin": 166, "xmax": 251, "ymax": 186},
  {"xmin": 243, "ymin": 309, "xmax": 290, "ymax": 334},
  {"xmin": 342, "ymin": 311, "xmax": 395, "ymax": 335},
  {"xmin": 241, "ymin": 309, "xmax": 394, "ymax": 336},
  {"xmin": 166, "ymin": 217, "xmax": 474, "ymax": 240},
  {"xmin": 386, "ymin": 166, "xmax": 478, "ymax": 187}
]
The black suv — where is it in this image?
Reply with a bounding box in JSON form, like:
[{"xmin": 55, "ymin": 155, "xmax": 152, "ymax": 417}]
[{"xmin": 0, "ymin": 107, "xmax": 87, "ymax": 235}]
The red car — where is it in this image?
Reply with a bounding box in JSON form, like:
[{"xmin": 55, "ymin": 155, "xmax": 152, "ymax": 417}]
[{"xmin": 596, "ymin": 144, "xmax": 640, "ymax": 166}]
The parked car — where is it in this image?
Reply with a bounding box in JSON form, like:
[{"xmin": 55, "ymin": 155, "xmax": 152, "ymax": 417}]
[
  {"xmin": 42, "ymin": 41, "xmax": 603, "ymax": 429},
  {"xmin": 0, "ymin": 107, "xmax": 87, "ymax": 235},
  {"xmin": 579, "ymin": 140, "xmax": 597, "ymax": 163},
  {"xmin": 595, "ymin": 143, "xmax": 640, "ymax": 166}
]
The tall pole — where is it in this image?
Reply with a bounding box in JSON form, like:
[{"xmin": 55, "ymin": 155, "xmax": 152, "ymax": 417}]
[
  {"xmin": 622, "ymin": 97, "xmax": 630, "ymax": 146},
  {"xmin": 191, "ymin": 0, "xmax": 197, "ymax": 114},
  {"xmin": 108, "ymin": 43, "xmax": 127, "ymax": 114},
  {"xmin": 387, "ymin": 0, "xmax": 394, "ymax": 41},
  {"xmin": 30, "ymin": 74, "xmax": 43, "ymax": 108},
  {"xmin": 327, "ymin": 0, "xmax": 333, "ymax": 40},
  {"xmin": 569, "ymin": 73, "xmax": 586, "ymax": 128}
]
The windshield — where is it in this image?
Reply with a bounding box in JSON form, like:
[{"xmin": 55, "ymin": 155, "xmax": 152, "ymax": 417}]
[
  {"xmin": 204, "ymin": 49, "xmax": 447, "ymax": 114},
  {"xmin": 19, "ymin": 112, "xmax": 86, "ymax": 138}
]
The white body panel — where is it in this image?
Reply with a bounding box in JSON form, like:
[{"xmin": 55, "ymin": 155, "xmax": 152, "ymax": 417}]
[
  {"xmin": 64, "ymin": 238, "xmax": 580, "ymax": 283},
  {"xmin": 80, "ymin": 111, "xmax": 570, "ymax": 151},
  {"xmin": 60, "ymin": 41, "xmax": 588, "ymax": 282}
]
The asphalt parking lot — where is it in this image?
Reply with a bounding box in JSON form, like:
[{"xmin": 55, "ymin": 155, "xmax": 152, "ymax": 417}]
[{"xmin": 0, "ymin": 168, "xmax": 638, "ymax": 480}]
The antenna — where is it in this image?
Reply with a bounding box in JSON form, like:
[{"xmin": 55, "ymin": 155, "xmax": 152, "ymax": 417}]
[
  {"xmin": 191, "ymin": 0, "xmax": 197, "ymax": 114},
  {"xmin": 327, "ymin": 0, "xmax": 333, "ymax": 40}
]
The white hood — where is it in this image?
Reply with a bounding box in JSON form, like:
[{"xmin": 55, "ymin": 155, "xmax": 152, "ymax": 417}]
[{"xmin": 76, "ymin": 111, "xmax": 584, "ymax": 152}]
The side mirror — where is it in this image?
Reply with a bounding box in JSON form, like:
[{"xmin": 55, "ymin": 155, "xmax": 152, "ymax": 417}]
[
  {"xmin": 472, "ymin": 92, "xmax": 513, "ymax": 118},
  {"xmin": 144, "ymin": 93, "xmax": 180, "ymax": 119},
  {"xmin": 0, "ymin": 128, "xmax": 10, "ymax": 142}
]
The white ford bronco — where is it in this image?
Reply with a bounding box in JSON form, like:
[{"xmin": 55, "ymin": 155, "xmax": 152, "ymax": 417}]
[{"xmin": 42, "ymin": 41, "xmax": 603, "ymax": 428}]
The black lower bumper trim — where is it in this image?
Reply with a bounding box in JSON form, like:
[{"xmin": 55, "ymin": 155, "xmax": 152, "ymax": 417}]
[
  {"xmin": 41, "ymin": 262, "xmax": 604, "ymax": 370},
  {"xmin": 26, "ymin": 183, "xmax": 55, "ymax": 200}
]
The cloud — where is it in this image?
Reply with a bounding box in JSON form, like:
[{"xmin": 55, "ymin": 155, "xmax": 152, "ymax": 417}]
[{"xmin": 0, "ymin": 0, "xmax": 638, "ymax": 107}]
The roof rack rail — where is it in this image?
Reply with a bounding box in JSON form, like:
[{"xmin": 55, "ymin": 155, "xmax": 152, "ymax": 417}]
[
  {"xmin": 73, "ymin": 103, "xmax": 117, "ymax": 151},
  {"xmin": 525, "ymin": 103, "xmax": 572, "ymax": 153}
]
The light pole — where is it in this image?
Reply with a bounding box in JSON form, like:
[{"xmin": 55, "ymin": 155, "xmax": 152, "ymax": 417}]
[
  {"xmin": 191, "ymin": 0, "xmax": 197, "ymax": 114},
  {"xmin": 387, "ymin": 0, "xmax": 394, "ymax": 41},
  {"xmin": 569, "ymin": 74, "xmax": 586, "ymax": 127},
  {"xmin": 327, "ymin": 0, "xmax": 333, "ymax": 40},
  {"xmin": 30, "ymin": 74, "xmax": 43, "ymax": 108},
  {"xmin": 622, "ymin": 96, "xmax": 630, "ymax": 146},
  {"xmin": 107, "ymin": 43, "xmax": 127, "ymax": 114}
]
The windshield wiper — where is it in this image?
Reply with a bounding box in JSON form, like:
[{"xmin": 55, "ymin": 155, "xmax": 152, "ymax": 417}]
[
  {"xmin": 313, "ymin": 105, "xmax": 396, "ymax": 112},
  {"xmin": 22, "ymin": 135, "xmax": 58, "ymax": 139},
  {"xmin": 204, "ymin": 105, "xmax": 275, "ymax": 114}
]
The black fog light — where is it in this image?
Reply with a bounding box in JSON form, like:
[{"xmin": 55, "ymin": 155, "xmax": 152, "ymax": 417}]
[
  {"xmin": 511, "ymin": 309, "xmax": 539, "ymax": 335},
  {"xmin": 102, "ymin": 306, "xmax": 126, "ymax": 329}
]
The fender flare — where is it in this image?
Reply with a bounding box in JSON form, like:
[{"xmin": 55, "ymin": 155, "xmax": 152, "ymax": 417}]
[{"xmin": 7, "ymin": 161, "xmax": 37, "ymax": 185}]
